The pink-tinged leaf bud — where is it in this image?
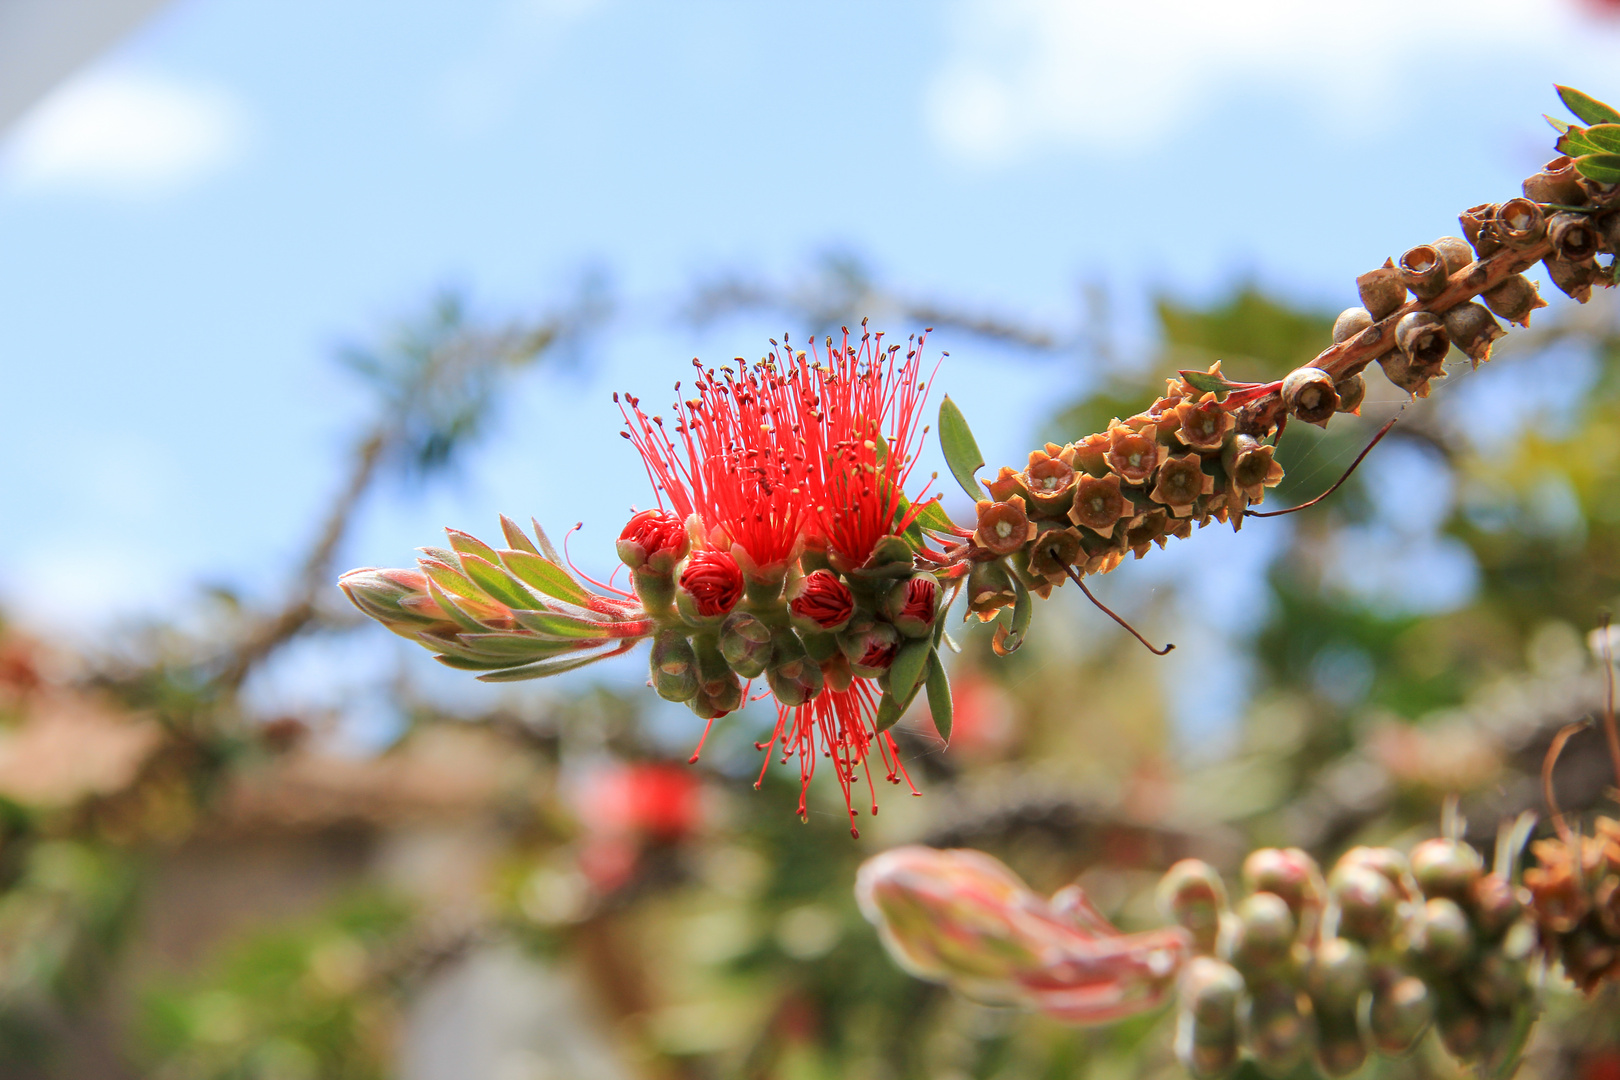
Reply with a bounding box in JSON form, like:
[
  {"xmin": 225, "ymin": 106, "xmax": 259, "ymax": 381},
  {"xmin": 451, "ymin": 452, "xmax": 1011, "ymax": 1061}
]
[
  {"xmin": 1105, "ymin": 420, "xmax": 1164, "ymax": 486},
  {"xmin": 789, "ymin": 569, "xmax": 855, "ymax": 635},
  {"xmin": 1468, "ymin": 873, "xmax": 1524, "ymax": 939},
  {"xmin": 718, "ymin": 610, "xmax": 771, "ymax": 678},
  {"xmin": 1315, "ymin": 1009, "xmax": 1368, "ymax": 1079},
  {"xmin": 1414, "ymin": 897, "xmax": 1473, "ymax": 972},
  {"xmin": 1222, "ymin": 436, "xmax": 1285, "ymax": 504},
  {"xmin": 1243, "ymin": 848, "xmax": 1324, "ymax": 925},
  {"xmin": 847, "ymin": 620, "xmax": 900, "ymax": 678},
  {"xmin": 649, "ymin": 630, "xmax": 699, "ymax": 703},
  {"xmin": 1334, "ymin": 373, "xmax": 1366, "ymax": 415},
  {"xmin": 1358, "ymin": 258, "xmax": 1408, "ymax": 320},
  {"xmin": 1395, "ymin": 310, "xmax": 1450, "ymax": 368},
  {"xmin": 1174, "ymin": 957, "xmax": 1244, "ymax": 1078},
  {"xmin": 1330, "ymin": 864, "xmax": 1399, "ymax": 945},
  {"xmin": 1021, "ymin": 448, "xmax": 1078, "ymax": 515},
  {"xmin": 1281, "ymin": 366, "xmax": 1339, "ymax": 426},
  {"xmin": 1331, "ymin": 306, "xmax": 1374, "ymax": 343},
  {"xmin": 1548, "ymin": 211, "xmax": 1601, "ymax": 263},
  {"xmin": 884, "ymin": 574, "xmax": 940, "ymax": 639},
  {"xmin": 1368, "ymin": 973, "xmax": 1432, "ymax": 1054},
  {"xmin": 1158, "ymin": 859, "xmax": 1228, "ymax": 955},
  {"xmin": 1544, "ymin": 255, "xmax": 1603, "ymax": 302},
  {"xmin": 1410, "ymin": 838, "xmax": 1484, "ymax": 901},
  {"xmin": 1230, "ymin": 892, "xmax": 1295, "ymax": 979},
  {"xmin": 1460, "ymin": 203, "xmax": 1503, "ymax": 258},
  {"xmin": 1442, "ymin": 302, "xmax": 1506, "ymax": 368},
  {"xmin": 675, "ymin": 549, "xmax": 743, "ymax": 626},
  {"xmin": 966, "ymin": 560, "xmax": 1018, "ymax": 621},
  {"xmin": 765, "ymin": 628, "xmax": 824, "ymax": 706},
  {"xmin": 1397, "ymin": 244, "xmax": 1450, "ymax": 300},
  {"xmin": 617, "ymin": 508, "xmax": 688, "ymax": 575},
  {"xmin": 973, "ymin": 497, "xmax": 1037, "ymax": 557},
  {"xmin": 1496, "ymin": 198, "xmax": 1546, "ymax": 248},
  {"xmin": 1523, "ymin": 155, "xmax": 1587, "ymax": 206},
  {"xmin": 1172, "ymin": 393, "xmax": 1233, "ymax": 452},
  {"xmin": 1149, "ymin": 453, "xmax": 1215, "ymax": 518},
  {"xmin": 1068, "ymin": 474, "xmax": 1131, "ymax": 539},
  {"xmin": 1304, "ymin": 938, "xmax": 1370, "ymax": 1014},
  {"xmin": 1245, "ymin": 983, "xmax": 1314, "ymax": 1076},
  {"xmin": 338, "ymin": 568, "xmax": 455, "ymax": 637},
  {"xmin": 1481, "ymin": 273, "xmax": 1546, "ymax": 326},
  {"xmin": 1432, "ymin": 236, "xmax": 1475, "ymax": 276}
]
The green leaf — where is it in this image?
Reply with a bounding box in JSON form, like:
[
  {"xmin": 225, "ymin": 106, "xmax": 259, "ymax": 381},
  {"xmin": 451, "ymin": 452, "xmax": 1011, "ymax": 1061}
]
[
  {"xmin": 530, "ymin": 518, "xmax": 566, "ymax": 564},
  {"xmin": 511, "ymin": 610, "xmax": 612, "ymax": 640},
  {"xmin": 420, "ymin": 581, "xmax": 488, "ymax": 633},
  {"xmin": 937, "ymin": 395, "xmax": 986, "ymax": 500},
  {"xmin": 1178, "ymin": 368, "xmax": 1241, "ymax": 398},
  {"xmin": 1006, "ymin": 573, "xmax": 1032, "ymax": 652},
  {"xmin": 1544, "ymin": 113, "xmax": 1572, "ymax": 135},
  {"xmin": 1558, "ymin": 128, "xmax": 1601, "ymax": 156},
  {"xmin": 925, "ymin": 652, "xmax": 952, "ymax": 743},
  {"xmin": 445, "ymin": 528, "xmax": 500, "ymax": 564},
  {"xmin": 417, "ymin": 558, "xmax": 481, "ymax": 602},
  {"xmin": 1583, "ymin": 124, "xmax": 1620, "ymax": 152},
  {"xmin": 459, "ymin": 553, "xmax": 541, "ymax": 610},
  {"xmin": 873, "ymin": 692, "xmax": 903, "ymax": 733},
  {"xmin": 475, "ymin": 648, "xmax": 618, "ymax": 682},
  {"xmin": 500, "ymin": 514, "xmax": 540, "ymax": 555},
  {"xmin": 1558, "ymin": 85, "xmax": 1620, "ymax": 126},
  {"xmin": 887, "ymin": 639, "xmax": 932, "ymax": 704},
  {"xmin": 499, "ymin": 548, "xmax": 594, "ymax": 607},
  {"xmin": 1574, "ymin": 153, "xmax": 1620, "ymax": 185},
  {"xmin": 913, "ymin": 497, "xmax": 958, "ymax": 534},
  {"xmin": 453, "ymin": 632, "xmax": 590, "ymax": 660}
]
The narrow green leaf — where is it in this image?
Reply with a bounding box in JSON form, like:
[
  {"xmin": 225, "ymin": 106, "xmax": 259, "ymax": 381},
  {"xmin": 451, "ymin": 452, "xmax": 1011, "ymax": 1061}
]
[
  {"xmin": 420, "ymin": 582, "xmax": 487, "ymax": 633},
  {"xmin": 1558, "ymin": 85, "xmax": 1620, "ymax": 126},
  {"xmin": 445, "ymin": 528, "xmax": 500, "ymax": 564},
  {"xmin": 873, "ymin": 693, "xmax": 903, "ymax": 733},
  {"xmin": 1574, "ymin": 153, "xmax": 1620, "ymax": 185},
  {"xmin": 499, "ymin": 548, "xmax": 594, "ymax": 607},
  {"xmin": 913, "ymin": 497, "xmax": 957, "ymax": 534},
  {"xmin": 418, "ymin": 546, "xmax": 464, "ymax": 571},
  {"xmin": 1007, "ymin": 573, "xmax": 1032, "ymax": 650},
  {"xmin": 433, "ymin": 653, "xmax": 535, "ymax": 672},
  {"xmin": 530, "ymin": 518, "xmax": 566, "ymax": 564},
  {"xmin": 459, "ymin": 553, "xmax": 541, "ymax": 610},
  {"xmin": 1558, "ymin": 128, "xmax": 1601, "ymax": 156},
  {"xmin": 1178, "ymin": 368, "xmax": 1239, "ymax": 398},
  {"xmin": 511, "ymin": 610, "xmax": 612, "ymax": 640},
  {"xmin": 1583, "ymin": 123, "xmax": 1620, "ymax": 152},
  {"xmin": 453, "ymin": 632, "xmax": 590, "ymax": 660},
  {"xmin": 888, "ymin": 639, "xmax": 932, "ymax": 704},
  {"xmin": 937, "ymin": 395, "xmax": 986, "ymax": 500},
  {"xmin": 1544, "ymin": 113, "xmax": 1572, "ymax": 135},
  {"xmin": 925, "ymin": 652, "xmax": 952, "ymax": 744},
  {"xmin": 500, "ymin": 514, "xmax": 541, "ymax": 555},
  {"xmin": 418, "ymin": 558, "xmax": 481, "ymax": 602},
  {"xmin": 475, "ymin": 649, "xmax": 617, "ymax": 682}
]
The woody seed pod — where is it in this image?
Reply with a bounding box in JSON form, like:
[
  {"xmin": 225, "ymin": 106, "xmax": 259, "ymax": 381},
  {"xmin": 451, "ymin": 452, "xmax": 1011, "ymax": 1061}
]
[
  {"xmin": 1357, "ymin": 258, "xmax": 1407, "ymax": 320},
  {"xmin": 1442, "ymin": 301, "xmax": 1506, "ymax": 367},
  {"xmin": 1480, "ymin": 273, "xmax": 1545, "ymax": 326},
  {"xmin": 1281, "ymin": 366, "xmax": 1338, "ymax": 425},
  {"xmin": 1544, "ymin": 255, "xmax": 1603, "ymax": 302},
  {"xmin": 1378, "ymin": 349, "xmax": 1430, "ymax": 396},
  {"xmin": 1548, "ymin": 211, "xmax": 1601, "ymax": 263},
  {"xmin": 1369, "ymin": 974, "xmax": 1433, "ymax": 1055},
  {"xmin": 1334, "ymin": 373, "xmax": 1366, "ymax": 414},
  {"xmin": 1397, "ymin": 244, "xmax": 1449, "ymax": 300},
  {"xmin": 1432, "ymin": 236, "xmax": 1474, "ymax": 276},
  {"xmin": 1460, "ymin": 203, "xmax": 1503, "ymax": 258},
  {"xmin": 1496, "ymin": 197, "xmax": 1545, "ymax": 247},
  {"xmin": 1393, "ymin": 311, "xmax": 1450, "ymax": 369},
  {"xmin": 1601, "ymin": 210, "xmax": 1620, "ymax": 254},
  {"xmin": 1331, "ymin": 306, "xmax": 1374, "ymax": 344},
  {"xmin": 1522, "ymin": 155, "xmax": 1586, "ymax": 206}
]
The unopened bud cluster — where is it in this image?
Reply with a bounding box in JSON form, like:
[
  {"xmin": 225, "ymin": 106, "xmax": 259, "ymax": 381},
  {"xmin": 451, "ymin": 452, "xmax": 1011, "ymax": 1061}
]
[{"xmin": 1159, "ymin": 841, "xmax": 1539, "ymax": 1078}]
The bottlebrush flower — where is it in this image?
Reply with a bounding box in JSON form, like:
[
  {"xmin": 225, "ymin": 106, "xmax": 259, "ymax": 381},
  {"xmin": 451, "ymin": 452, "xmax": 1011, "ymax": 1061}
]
[
  {"xmin": 788, "ymin": 569, "xmax": 855, "ymax": 633},
  {"xmin": 616, "ymin": 508, "xmax": 688, "ymax": 574}
]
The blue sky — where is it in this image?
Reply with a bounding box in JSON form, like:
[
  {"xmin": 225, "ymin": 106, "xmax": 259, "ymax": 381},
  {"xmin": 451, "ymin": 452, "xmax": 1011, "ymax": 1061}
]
[{"xmin": 1, "ymin": 0, "xmax": 1617, "ymax": 747}]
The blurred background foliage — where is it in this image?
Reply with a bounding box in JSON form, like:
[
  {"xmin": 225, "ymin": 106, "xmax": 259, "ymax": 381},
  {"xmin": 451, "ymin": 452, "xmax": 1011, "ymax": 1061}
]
[{"xmin": 1, "ymin": 268, "xmax": 1618, "ymax": 1080}]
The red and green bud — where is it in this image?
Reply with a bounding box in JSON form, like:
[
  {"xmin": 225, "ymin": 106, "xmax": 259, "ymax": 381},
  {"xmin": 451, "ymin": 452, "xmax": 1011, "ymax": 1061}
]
[
  {"xmin": 766, "ymin": 628, "xmax": 825, "ymax": 706},
  {"xmin": 1304, "ymin": 938, "xmax": 1370, "ymax": 1014},
  {"xmin": 1242, "ymin": 848, "xmax": 1323, "ymax": 924},
  {"xmin": 848, "ymin": 621, "xmax": 900, "ymax": 678},
  {"xmin": 1230, "ymin": 892, "xmax": 1296, "ymax": 979},
  {"xmin": 675, "ymin": 549, "xmax": 744, "ymax": 625},
  {"xmin": 1329, "ymin": 863, "xmax": 1399, "ymax": 945},
  {"xmin": 1245, "ymin": 982, "xmax": 1314, "ymax": 1077},
  {"xmin": 338, "ymin": 568, "xmax": 455, "ymax": 637},
  {"xmin": 1173, "ymin": 957, "xmax": 1244, "ymax": 1079},
  {"xmin": 1410, "ymin": 838, "xmax": 1484, "ymax": 902},
  {"xmin": 1157, "ymin": 859, "xmax": 1227, "ymax": 955},
  {"xmin": 884, "ymin": 574, "xmax": 940, "ymax": 638},
  {"xmin": 616, "ymin": 508, "xmax": 688, "ymax": 575},
  {"xmin": 1414, "ymin": 897, "xmax": 1474, "ymax": 972},
  {"xmin": 789, "ymin": 569, "xmax": 855, "ymax": 634}
]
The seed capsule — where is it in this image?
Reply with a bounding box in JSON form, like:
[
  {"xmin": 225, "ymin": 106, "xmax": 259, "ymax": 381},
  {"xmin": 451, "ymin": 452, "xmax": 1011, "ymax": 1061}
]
[
  {"xmin": 1331, "ymin": 306, "xmax": 1374, "ymax": 344},
  {"xmin": 1460, "ymin": 203, "xmax": 1502, "ymax": 257},
  {"xmin": 1415, "ymin": 897, "xmax": 1474, "ymax": 972},
  {"xmin": 1158, "ymin": 859, "xmax": 1228, "ymax": 955},
  {"xmin": 1356, "ymin": 258, "xmax": 1407, "ymax": 320},
  {"xmin": 1333, "ymin": 373, "xmax": 1366, "ymax": 414},
  {"xmin": 1410, "ymin": 838, "xmax": 1483, "ymax": 900},
  {"xmin": 1480, "ymin": 273, "xmax": 1545, "ymax": 326},
  {"xmin": 1544, "ymin": 256, "xmax": 1603, "ymax": 303},
  {"xmin": 1522, "ymin": 155, "xmax": 1587, "ymax": 206},
  {"xmin": 1495, "ymin": 197, "xmax": 1545, "ymax": 247},
  {"xmin": 1230, "ymin": 892, "xmax": 1296, "ymax": 979},
  {"xmin": 1331, "ymin": 864, "xmax": 1399, "ymax": 945},
  {"xmin": 1432, "ymin": 236, "xmax": 1474, "ymax": 275},
  {"xmin": 1441, "ymin": 302, "xmax": 1505, "ymax": 368},
  {"xmin": 1601, "ymin": 210, "xmax": 1620, "ymax": 255},
  {"xmin": 1244, "ymin": 983, "xmax": 1314, "ymax": 1077},
  {"xmin": 1548, "ymin": 211, "xmax": 1601, "ymax": 263},
  {"xmin": 1368, "ymin": 974, "xmax": 1433, "ymax": 1055},
  {"xmin": 1394, "ymin": 310, "xmax": 1450, "ymax": 368},
  {"xmin": 1281, "ymin": 367, "xmax": 1338, "ymax": 426},
  {"xmin": 1397, "ymin": 244, "xmax": 1449, "ymax": 300}
]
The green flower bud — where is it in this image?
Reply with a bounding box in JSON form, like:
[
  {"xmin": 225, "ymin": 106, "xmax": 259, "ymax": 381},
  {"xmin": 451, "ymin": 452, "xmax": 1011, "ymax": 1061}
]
[
  {"xmin": 718, "ymin": 610, "xmax": 772, "ymax": 678},
  {"xmin": 1157, "ymin": 859, "xmax": 1228, "ymax": 955},
  {"xmin": 649, "ymin": 630, "xmax": 698, "ymax": 703},
  {"xmin": 1244, "ymin": 983, "xmax": 1314, "ymax": 1077},
  {"xmin": 1410, "ymin": 838, "xmax": 1483, "ymax": 902},
  {"xmin": 1435, "ymin": 989, "xmax": 1487, "ymax": 1064},
  {"xmin": 1230, "ymin": 892, "xmax": 1296, "ymax": 980},
  {"xmin": 1368, "ymin": 972, "xmax": 1432, "ymax": 1055},
  {"xmin": 1414, "ymin": 897, "xmax": 1474, "ymax": 973},
  {"xmin": 766, "ymin": 628, "xmax": 824, "ymax": 707},
  {"xmin": 1314, "ymin": 1008, "xmax": 1368, "ymax": 1079},
  {"xmin": 1174, "ymin": 958, "xmax": 1245, "ymax": 1079},
  {"xmin": 1305, "ymin": 938, "xmax": 1370, "ymax": 1014},
  {"xmin": 688, "ymin": 672, "xmax": 743, "ymax": 720},
  {"xmin": 1242, "ymin": 848, "xmax": 1323, "ymax": 921},
  {"xmin": 1329, "ymin": 864, "xmax": 1399, "ymax": 945}
]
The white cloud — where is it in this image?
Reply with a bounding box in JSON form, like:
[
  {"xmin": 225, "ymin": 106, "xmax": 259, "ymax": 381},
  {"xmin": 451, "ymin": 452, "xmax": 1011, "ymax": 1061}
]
[
  {"xmin": 1, "ymin": 69, "xmax": 248, "ymax": 197},
  {"xmin": 926, "ymin": 0, "xmax": 1620, "ymax": 163}
]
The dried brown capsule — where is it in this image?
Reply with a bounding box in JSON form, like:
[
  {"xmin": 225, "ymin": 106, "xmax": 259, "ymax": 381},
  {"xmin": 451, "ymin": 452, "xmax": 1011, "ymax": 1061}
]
[
  {"xmin": 1522, "ymin": 155, "xmax": 1587, "ymax": 206},
  {"xmin": 1172, "ymin": 392, "xmax": 1234, "ymax": 452},
  {"xmin": 1222, "ymin": 435, "xmax": 1284, "ymax": 504},
  {"xmin": 1397, "ymin": 244, "xmax": 1449, "ymax": 300},
  {"xmin": 1548, "ymin": 211, "xmax": 1601, "ymax": 263},
  {"xmin": 1394, "ymin": 311, "xmax": 1450, "ymax": 369},
  {"xmin": 1441, "ymin": 301, "xmax": 1505, "ymax": 368},
  {"xmin": 1432, "ymin": 236, "xmax": 1474, "ymax": 276},
  {"xmin": 1544, "ymin": 255, "xmax": 1603, "ymax": 303},
  {"xmin": 1459, "ymin": 203, "xmax": 1503, "ymax": 258},
  {"xmin": 1105, "ymin": 420, "xmax": 1163, "ymax": 486},
  {"xmin": 1021, "ymin": 447, "xmax": 1078, "ymax": 515},
  {"xmin": 1357, "ymin": 258, "xmax": 1407, "ymax": 320},
  {"xmin": 1149, "ymin": 453, "xmax": 1215, "ymax": 517},
  {"xmin": 973, "ymin": 496, "xmax": 1037, "ymax": 556},
  {"xmin": 1068, "ymin": 473, "xmax": 1130, "ymax": 539},
  {"xmin": 1331, "ymin": 306, "xmax": 1373, "ymax": 343},
  {"xmin": 1281, "ymin": 366, "xmax": 1338, "ymax": 426},
  {"xmin": 1496, "ymin": 197, "xmax": 1546, "ymax": 248},
  {"xmin": 1480, "ymin": 273, "xmax": 1545, "ymax": 326},
  {"xmin": 1334, "ymin": 373, "xmax": 1366, "ymax": 414},
  {"xmin": 1378, "ymin": 349, "xmax": 1432, "ymax": 396},
  {"xmin": 1600, "ymin": 210, "xmax": 1620, "ymax": 255}
]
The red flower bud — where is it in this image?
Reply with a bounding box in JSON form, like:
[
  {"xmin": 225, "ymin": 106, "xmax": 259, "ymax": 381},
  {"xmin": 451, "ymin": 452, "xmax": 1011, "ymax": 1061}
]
[
  {"xmin": 676, "ymin": 549, "xmax": 743, "ymax": 623},
  {"xmin": 789, "ymin": 569, "xmax": 855, "ymax": 632},
  {"xmin": 617, "ymin": 509, "xmax": 689, "ymax": 575},
  {"xmin": 890, "ymin": 574, "xmax": 939, "ymax": 638}
]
